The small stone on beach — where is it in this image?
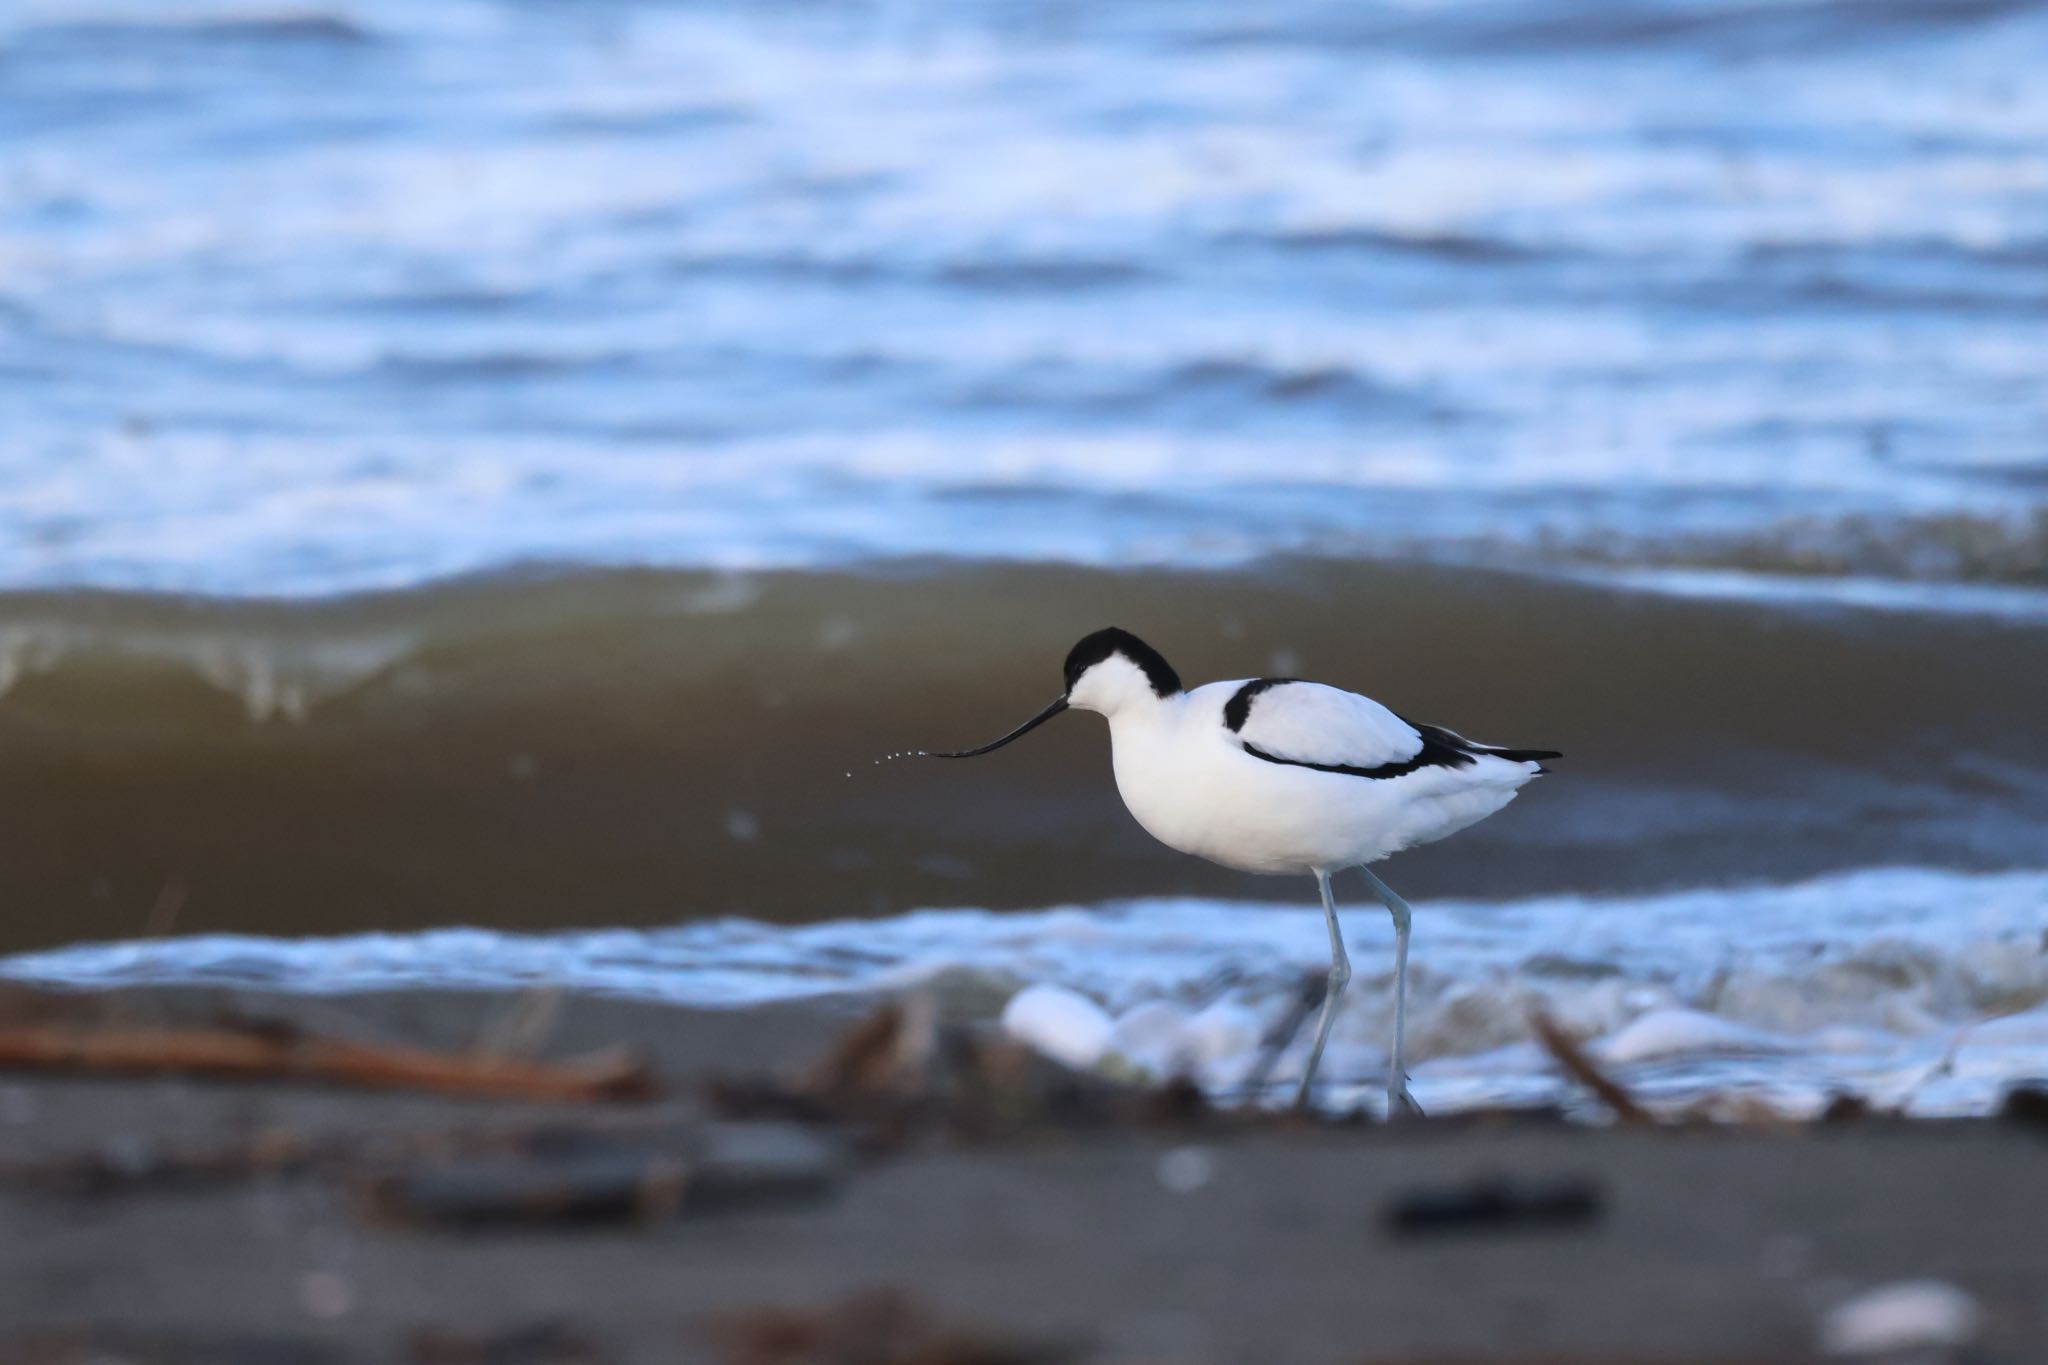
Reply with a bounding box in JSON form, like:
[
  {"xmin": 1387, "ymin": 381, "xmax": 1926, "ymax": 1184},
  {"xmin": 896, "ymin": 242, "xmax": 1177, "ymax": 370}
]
[
  {"xmin": 1155, "ymin": 1145, "xmax": 1215, "ymax": 1193},
  {"xmin": 1818, "ymin": 1280, "xmax": 1982, "ymax": 1356}
]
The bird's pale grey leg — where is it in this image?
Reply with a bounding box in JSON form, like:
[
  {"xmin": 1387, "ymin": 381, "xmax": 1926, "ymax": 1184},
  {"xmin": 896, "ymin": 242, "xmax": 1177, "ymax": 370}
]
[
  {"xmin": 1357, "ymin": 866, "xmax": 1422, "ymax": 1118},
  {"xmin": 1293, "ymin": 868, "xmax": 1350, "ymax": 1110}
]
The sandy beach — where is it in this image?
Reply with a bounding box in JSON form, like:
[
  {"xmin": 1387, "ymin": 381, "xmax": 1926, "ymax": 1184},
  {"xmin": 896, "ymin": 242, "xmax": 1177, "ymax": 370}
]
[{"xmin": 2, "ymin": 982, "xmax": 2040, "ymax": 1365}]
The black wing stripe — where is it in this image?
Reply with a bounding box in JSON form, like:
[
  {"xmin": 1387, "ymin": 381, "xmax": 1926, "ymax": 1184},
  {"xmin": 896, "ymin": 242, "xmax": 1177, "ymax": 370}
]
[
  {"xmin": 1228, "ymin": 685, "xmax": 1561, "ymax": 781},
  {"xmin": 1221, "ymin": 677, "xmax": 1298, "ymax": 732},
  {"xmin": 1239, "ymin": 714, "xmax": 1563, "ymax": 781},
  {"xmin": 1241, "ymin": 736, "xmax": 1472, "ymax": 781}
]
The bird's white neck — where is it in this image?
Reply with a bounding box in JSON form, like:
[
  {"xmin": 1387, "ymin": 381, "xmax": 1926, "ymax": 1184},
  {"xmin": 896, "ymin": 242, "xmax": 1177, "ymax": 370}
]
[
  {"xmin": 1066, "ymin": 651, "xmax": 1182, "ymax": 721},
  {"xmin": 1098, "ymin": 687, "xmax": 1181, "ymax": 737}
]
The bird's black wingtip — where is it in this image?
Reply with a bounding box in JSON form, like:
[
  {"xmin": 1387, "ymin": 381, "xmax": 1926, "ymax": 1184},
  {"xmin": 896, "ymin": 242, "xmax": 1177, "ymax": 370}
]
[{"xmin": 1491, "ymin": 747, "xmax": 1563, "ymax": 765}]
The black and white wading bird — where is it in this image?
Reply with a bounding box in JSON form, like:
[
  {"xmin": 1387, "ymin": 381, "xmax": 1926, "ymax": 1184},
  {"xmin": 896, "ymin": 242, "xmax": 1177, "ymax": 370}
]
[{"xmin": 917, "ymin": 627, "xmax": 1560, "ymax": 1115}]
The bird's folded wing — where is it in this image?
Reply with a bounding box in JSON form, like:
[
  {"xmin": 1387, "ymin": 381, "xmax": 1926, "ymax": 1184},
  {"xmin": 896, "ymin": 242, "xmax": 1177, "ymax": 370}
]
[{"xmin": 1230, "ymin": 680, "xmax": 1424, "ymax": 770}]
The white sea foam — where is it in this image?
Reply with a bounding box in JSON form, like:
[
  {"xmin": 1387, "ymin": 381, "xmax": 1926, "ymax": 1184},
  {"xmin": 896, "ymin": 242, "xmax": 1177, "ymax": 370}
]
[{"xmin": 6, "ymin": 865, "xmax": 2043, "ymax": 1115}]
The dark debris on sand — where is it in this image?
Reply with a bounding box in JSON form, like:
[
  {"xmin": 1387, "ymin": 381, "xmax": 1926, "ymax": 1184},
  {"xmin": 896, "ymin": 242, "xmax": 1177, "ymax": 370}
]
[
  {"xmin": 705, "ymin": 997, "xmax": 1220, "ymax": 1152},
  {"xmin": 1, "ymin": 989, "xmax": 2037, "ymax": 1232},
  {"xmin": 0, "ymin": 987, "xmax": 2043, "ymax": 1365},
  {"xmin": 708, "ymin": 1289, "xmax": 1081, "ymax": 1365}
]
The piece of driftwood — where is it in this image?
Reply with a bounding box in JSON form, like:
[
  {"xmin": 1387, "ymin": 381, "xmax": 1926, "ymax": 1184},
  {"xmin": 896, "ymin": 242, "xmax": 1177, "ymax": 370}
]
[
  {"xmin": 1384, "ymin": 1175, "xmax": 1602, "ymax": 1237},
  {"xmin": 710, "ymin": 998, "xmax": 1209, "ymax": 1147},
  {"xmin": 11, "ymin": 1127, "xmax": 320, "ymax": 1198},
  {"xmin": 1347, "ymin": 1356, "xmax": 1815, "ymax": 1364},
  {"xmin": 685, "ymin": 1121, "xmax": 846, "ymax": 1214},
  {"xmin": 709, "ymin": 1289, "xmax": 1079, "ymax": 1365},
  {"xmin": 0, "ymin": 1023, "xmax": 653, "ymax": 1103},
  {"xmin": 363, "ymin": 1122, "xmax": 844, "ymax": 1229},
  {"xmin": 0, "ymin": 1332, "xmax": 350, "ymax": 1364},
  {"xmin": 800, "ymin": 998, "xmax": 933, "ymax": 1097},
  {"xmin": 1528, "ymin": 1009, "xmax": 1651, "ymax": 1125},
  {"xmin": 410, "ymin": 1320, "xmax": 604, "ymax": 1365},
  {"xmin": 364, "ymin": 1148, "xmax": 689, "ymax": 1228},
  {"xmin": 1239, "ymin": 971, "xmax": 1327, "ymax": 1102},
  {"xmin": 2000, "ymin": 1082, "xmax": 2048, "ymax": 1131}
]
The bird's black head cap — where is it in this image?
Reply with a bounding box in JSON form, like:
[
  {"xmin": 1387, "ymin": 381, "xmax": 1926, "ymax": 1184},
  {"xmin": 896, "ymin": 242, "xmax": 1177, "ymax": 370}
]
[{"xmin": 1063, "ymin": 627, "xmax": 1182, "ymax": 697}]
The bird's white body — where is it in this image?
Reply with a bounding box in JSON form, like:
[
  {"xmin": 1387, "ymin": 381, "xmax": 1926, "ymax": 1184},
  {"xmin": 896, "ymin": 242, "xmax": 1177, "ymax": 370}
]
[
  {"xmin": 1104, "ymin": 679, "xmax": 1540, "ymax": 876},
  {"xmin": 1061, "ymin": 647, "xmax": 1547, "ymax": 878},
  {"xmin": 922, "ymin": 627, "xmax": 1558, "ymax": 1115}
]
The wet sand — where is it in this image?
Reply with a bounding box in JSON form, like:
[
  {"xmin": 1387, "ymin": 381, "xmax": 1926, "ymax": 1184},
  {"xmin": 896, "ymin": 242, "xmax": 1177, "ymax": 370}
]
[{"xmin": 1, "ymin": 983, "xmax": 2041, "ymax": 1364}]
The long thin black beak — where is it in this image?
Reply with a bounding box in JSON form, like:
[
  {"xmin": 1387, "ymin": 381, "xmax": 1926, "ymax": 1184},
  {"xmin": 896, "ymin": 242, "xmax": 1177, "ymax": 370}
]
[{"xmin": 916, "ymin": 696, "xmax": 1068, "ymax": 758}]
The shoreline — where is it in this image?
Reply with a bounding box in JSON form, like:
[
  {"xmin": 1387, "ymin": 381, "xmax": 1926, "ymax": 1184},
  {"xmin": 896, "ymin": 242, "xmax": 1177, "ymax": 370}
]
[{"xmin": 9, "ymin": 863, "xmax": 2045, "ymax": 1123}]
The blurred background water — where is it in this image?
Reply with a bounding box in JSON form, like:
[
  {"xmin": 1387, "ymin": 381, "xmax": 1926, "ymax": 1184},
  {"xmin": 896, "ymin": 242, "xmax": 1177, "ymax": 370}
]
[
  {"xmin": 3, "ymin": 0, "xmax": 2044, "ymax": 1110},
  {"xmin": 5, "ymin": 0, "xmax": 2047, "ymax": 593}
]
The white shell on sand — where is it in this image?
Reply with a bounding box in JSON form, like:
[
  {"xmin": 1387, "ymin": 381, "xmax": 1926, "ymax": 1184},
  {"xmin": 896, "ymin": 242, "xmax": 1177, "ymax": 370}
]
[{"xmin": 1001, "ymin": 983, "xmax": 1114, "ymax": 1070}]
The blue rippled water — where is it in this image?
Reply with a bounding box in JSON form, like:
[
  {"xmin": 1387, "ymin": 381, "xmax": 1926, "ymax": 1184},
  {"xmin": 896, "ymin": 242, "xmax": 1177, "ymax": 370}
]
[{"xmin": 4, "ymin": 0, "xmax": 2046, "ymax": 594}]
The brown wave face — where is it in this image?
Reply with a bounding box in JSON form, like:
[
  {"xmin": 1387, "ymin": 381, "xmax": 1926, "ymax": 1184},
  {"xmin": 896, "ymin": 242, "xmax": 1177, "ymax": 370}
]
[{"xmin": 1, "ymin": 559, "xmax": 2043, "ymax": 956}]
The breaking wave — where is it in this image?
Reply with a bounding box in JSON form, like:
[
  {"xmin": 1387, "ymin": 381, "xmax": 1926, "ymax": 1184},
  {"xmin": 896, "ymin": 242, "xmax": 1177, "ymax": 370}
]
[
  {"xmin": 0, "ymin": 559, "xmax": 2043, "ymax": 958},
  {"xmin": 9, "ymin": 867, "xmax": 2045, "ymax": 1115}
]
